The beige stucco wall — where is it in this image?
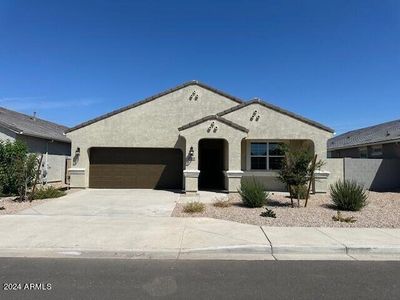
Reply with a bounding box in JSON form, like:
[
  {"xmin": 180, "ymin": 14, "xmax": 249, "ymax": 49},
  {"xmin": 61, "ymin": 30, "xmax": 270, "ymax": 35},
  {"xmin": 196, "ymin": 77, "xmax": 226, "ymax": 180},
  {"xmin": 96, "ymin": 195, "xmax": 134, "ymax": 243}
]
[
  {"xmin": 222, "ymin": 103, "xmax": 332, "ymax": 158},
  {"xmin": 67, "ymin": 83, "xmax": 333, "ymax": 192},
  {"xmin": 222, "ymin": 103, "xmax": 333, "ymax": 192},
  {"xmin": 325, "ymin": 158, "xmax": 344, "ymax": 188},
  {"xmin": 67, "ymin": 85, "xmax": 240, "ymax": 187},
  {"xmin": 179, "ymin": 120, "xmax": 247, "ymax": 171}
]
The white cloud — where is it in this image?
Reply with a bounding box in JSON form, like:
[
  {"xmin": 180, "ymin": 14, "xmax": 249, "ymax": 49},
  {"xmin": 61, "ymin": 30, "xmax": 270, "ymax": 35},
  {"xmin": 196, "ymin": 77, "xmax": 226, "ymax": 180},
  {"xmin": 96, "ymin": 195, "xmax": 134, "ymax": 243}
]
[{"xmin": 0, "ymin": 96, "xmax": 101, "ymax": 111}]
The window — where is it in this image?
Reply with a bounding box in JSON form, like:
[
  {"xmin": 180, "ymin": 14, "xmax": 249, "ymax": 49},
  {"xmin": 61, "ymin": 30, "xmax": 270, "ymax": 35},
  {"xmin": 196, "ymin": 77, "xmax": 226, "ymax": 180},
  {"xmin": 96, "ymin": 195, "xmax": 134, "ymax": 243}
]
[
  {"xmin": 250, "ymin": 142, "xmax": 284, "ymax": 170},
  {"xmin": 371, "ymin": 145, "xmax": 383, "ymax": 157},
  {"xmin": 359, "ymin": 147, "xmax": 368, "ymax": 158}
]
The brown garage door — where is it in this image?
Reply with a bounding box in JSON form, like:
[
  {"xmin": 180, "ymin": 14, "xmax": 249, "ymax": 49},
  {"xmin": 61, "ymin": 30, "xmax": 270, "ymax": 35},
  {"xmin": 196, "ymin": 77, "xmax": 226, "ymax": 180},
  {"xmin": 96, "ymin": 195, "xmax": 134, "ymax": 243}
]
[{"xmin": 89, "ymin": 148, "xmax": 183, "ymax": 189}]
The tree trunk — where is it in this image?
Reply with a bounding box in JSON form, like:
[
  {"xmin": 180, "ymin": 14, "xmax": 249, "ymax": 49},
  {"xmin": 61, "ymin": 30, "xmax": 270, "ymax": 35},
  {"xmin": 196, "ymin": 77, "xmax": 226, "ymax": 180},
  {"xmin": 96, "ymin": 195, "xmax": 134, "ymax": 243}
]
[
  {"xmin": 288, "ymin": 185, "xmax": 294, "ymax": 208},
  {"xmin": 30, "ymin": 154, "xmax": 44, "ymax": 202},
  {"xmin": 305, "ymin": 154, "xmax": 318, "ymax": 208}
]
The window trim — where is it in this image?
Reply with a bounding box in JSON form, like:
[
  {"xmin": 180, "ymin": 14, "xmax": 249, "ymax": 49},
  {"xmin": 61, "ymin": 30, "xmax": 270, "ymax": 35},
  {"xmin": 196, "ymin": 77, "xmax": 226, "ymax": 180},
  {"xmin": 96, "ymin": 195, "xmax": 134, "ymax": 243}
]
[
  {"xmin": 247, "ymin": 141, "xmax": 285, "ymax": 171},
  {"xmin": 370, "ymin": 145, "xmax": 383, "ymax": 157}
]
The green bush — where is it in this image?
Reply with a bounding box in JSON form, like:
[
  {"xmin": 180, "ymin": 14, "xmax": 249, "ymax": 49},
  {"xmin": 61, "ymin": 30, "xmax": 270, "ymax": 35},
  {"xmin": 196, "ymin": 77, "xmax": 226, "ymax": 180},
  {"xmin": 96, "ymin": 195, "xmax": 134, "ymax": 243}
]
[
  {"xmin": 0, "ymin": 140, "xmax": 36, "ymax": 197},
  {"xmin": 33, "ymin": 186, "xmax": 66, "ymax": 200},
  {"xmin": 183, "ymin": 201, "xmax": 205, "ymax": 213},
  {"xmin": 330, "ymin": 180, "xmax": 368, "ymax": 211},
  {"xmin": 238, "ymin": 177, "xmax": 268, "ymax": 208},
  {"xmin": 290, "ymin": 185, "xmax": 308, "ymax": 200}
]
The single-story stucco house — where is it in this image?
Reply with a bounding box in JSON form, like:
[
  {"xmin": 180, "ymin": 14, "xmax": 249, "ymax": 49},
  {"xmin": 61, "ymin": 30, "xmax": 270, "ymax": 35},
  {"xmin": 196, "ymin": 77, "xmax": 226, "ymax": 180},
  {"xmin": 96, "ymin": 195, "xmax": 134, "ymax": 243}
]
[
  {"xmin": 0, "ymin": 107, "xmax": 71, "ymax": 184},
  {"xmin": 66, "ymin": 81, "xmax": 334, "ymax": 193}
]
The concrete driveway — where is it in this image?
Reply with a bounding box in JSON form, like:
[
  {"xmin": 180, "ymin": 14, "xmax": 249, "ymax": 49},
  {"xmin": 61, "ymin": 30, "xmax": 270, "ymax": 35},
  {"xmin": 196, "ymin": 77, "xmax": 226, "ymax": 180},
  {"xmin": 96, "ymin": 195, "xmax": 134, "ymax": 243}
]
[{"xmin": 17, "ymin": 189, "xmax": 181, "ymax": 217}]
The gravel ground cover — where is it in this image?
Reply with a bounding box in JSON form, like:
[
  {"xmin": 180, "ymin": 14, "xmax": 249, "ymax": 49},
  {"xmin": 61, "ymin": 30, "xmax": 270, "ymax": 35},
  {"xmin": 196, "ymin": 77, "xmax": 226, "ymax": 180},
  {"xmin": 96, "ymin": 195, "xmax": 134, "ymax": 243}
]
[
  {"xmin": 172, "ymin": 192, "xmax": 400, "ymax": 228},
  {"xmin": 0, "ymin": 187, "xmax": 75, "ymax": 215},
  {"xmin": 0, "ymin": 196, "xmax": 54, "ymax": 215}
]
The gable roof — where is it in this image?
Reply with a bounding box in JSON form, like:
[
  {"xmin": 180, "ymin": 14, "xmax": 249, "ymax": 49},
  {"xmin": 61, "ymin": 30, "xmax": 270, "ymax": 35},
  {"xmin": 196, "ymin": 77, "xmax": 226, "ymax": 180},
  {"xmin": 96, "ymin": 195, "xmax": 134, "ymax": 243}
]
[
  {"xmin": 0, "ymin": 107, "xmax": 70, "ymax": 143},
  {"xmin": 67, "ymin": 81, "xmax": 244, "ymax": 133},
  {"xmin": 217, "ymin": 98, "xmax": 334, "ymax": 133},
  {"xmin": 178, "ymin": 115, "xmax": 249, "ymax": 133},
  {"xmin": 328, "ymin": 119, "xmax": 400, "ymax": 150}
]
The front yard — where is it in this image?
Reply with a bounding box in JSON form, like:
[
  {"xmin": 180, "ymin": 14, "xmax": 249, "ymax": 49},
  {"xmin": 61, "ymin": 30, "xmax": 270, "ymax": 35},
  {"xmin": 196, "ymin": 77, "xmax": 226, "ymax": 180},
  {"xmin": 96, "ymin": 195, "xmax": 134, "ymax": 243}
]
[
  {"xmin": 172, "ymin": 191, "xmax": 400, "ymax": 228},
  {"xmin": 0, "ymin": 187, "xmax": 69, "ymax": 215},
  {"xmin": 0, "ymin": 196, "xmax": 53, "ymax": 215}
]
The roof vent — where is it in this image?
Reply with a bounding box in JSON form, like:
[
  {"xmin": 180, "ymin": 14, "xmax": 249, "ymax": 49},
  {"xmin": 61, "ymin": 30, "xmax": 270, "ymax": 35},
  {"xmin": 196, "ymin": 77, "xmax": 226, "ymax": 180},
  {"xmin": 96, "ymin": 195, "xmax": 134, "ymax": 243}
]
[
  {"xmin": 386, "ymin": 131, "xmax": 390, "ymax": 136},
  {"xmin": 32, "ymin": 112, "xmax": 37, "ymax": 121}
]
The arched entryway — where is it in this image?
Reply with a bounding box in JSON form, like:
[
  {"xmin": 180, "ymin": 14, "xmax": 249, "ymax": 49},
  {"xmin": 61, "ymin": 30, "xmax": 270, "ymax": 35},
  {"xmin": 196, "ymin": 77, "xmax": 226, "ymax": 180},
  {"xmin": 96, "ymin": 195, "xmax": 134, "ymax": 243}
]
[{"xmin": 198, "ymin": 139, "xmax": 228, "ymax": 190}]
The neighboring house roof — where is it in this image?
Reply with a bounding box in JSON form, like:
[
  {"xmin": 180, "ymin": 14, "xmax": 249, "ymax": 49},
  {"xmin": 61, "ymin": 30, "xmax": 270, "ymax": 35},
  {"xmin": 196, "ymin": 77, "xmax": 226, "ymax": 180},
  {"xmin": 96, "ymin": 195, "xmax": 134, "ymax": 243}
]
[
  {"xmin": 328, "ymin": 119, "xmax": 400, "ymax": 150},
  {"xmin": 67, "ymin": 80, "xmax": 244, "ymax": 133},
  {"xmin": 0, "ymin": 107, "xmax": 70, "ymax": 143},
  {"xmin": 178, "ymin": 115, "xmax": 249, "ymax": 133},
  {"xmin": 217, "ymin": 98, "xmax": 334, "ymax": 133}
]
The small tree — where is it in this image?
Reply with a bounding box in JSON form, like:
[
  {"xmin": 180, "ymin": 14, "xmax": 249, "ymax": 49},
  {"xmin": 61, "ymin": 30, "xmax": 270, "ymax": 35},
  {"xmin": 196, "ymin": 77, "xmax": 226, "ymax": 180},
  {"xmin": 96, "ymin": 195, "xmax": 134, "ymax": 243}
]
[
  {"xmin": 0, "ymin": 140, "xmax": 38, "ymax": 200},
  {"xmin": 278, "ymin": 146, "xmax": 323, "ymax": 208},
  {"xmin": 15, "ymin": 153, "xmax": 38, "ymax": 201},
  {"xmin": 0, "ymin": 140, "xmax": 28, "ymax": 195}
]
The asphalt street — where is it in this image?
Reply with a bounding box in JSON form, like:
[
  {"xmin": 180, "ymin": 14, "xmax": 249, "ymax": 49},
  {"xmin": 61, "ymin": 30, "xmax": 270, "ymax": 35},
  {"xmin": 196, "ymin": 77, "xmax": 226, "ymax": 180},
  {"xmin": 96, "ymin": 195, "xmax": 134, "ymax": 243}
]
[{"xmin": 0, "ymin": 258, "xmax": 399, "ymax": 299}]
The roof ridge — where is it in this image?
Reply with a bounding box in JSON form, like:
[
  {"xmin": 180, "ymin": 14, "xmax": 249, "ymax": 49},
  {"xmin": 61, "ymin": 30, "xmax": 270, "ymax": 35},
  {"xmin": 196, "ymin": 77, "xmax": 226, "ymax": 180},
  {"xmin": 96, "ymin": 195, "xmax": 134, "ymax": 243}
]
[
  {"xmin": 332, "ymin": 119, "xmax": 400, "ymax": 139},
  {"xmin": 66, "ymin": 81, "xmax": 244, "ymax": 133},
  {"xmin": 217, "ymin": 98, "xmax": 334, "ymax": 133},
  {"xmin": 0, "ymin": 106, "xmax": 68, "ymax": 130},
  {"xmin": 0, "ymin": 106, "xmax": 70, "ymax": 142}
]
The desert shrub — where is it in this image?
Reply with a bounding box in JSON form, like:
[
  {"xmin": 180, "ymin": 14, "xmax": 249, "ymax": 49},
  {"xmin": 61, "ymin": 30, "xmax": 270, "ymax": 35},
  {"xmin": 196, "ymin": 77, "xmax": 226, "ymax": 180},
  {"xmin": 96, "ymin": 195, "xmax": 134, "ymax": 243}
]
[
  {"xmin": 238, "ymin": 177, "xmax": 268, "ymax": 208},
  {"xmin": 332, "ymin": 211, "xmax": 356, "ymax": 223},
  {"xmin": 213, "ymin": 198, "xmax": 231, "ymax": 208},
  {"xmin": 330, "ymin": 180, "xmax": 368, "ymax": 211},
  {"xmin": 279, "ymin": 146, "xmax": 324, "ymax": 207},
  {"xmin": 183, "ymin": 201, "xmax": 205, "ymax": 213},
  {"xmin": 260, "ymin": 208, "xmax": 276, "ymax": 218},
  {"xmin": 290, "ymin": 185, "xmax": 308, "ymax": 200},
  {"xmin": 33, "ymin": 186, "xmax": 66, "ymax": 200}
]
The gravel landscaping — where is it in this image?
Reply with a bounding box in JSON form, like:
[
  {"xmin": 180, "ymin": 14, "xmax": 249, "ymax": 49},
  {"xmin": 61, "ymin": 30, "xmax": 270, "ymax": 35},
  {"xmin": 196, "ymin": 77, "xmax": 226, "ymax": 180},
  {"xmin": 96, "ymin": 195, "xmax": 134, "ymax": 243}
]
[
  {"xmin": 0, "ymin": 196, "xmax": 54, "ymax": 215},
  {"xmin": 172, "ymin": 191, "xmax": 400, "ymax": 228},
  {"xmin": 0, "ymin": 188, "xmax": 74, "ymax": 215}
]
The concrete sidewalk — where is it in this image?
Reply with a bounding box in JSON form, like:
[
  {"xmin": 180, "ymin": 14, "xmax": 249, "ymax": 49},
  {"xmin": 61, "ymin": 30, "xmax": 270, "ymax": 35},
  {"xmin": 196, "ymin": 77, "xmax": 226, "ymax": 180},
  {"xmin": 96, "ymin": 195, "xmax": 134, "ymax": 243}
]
[{"xmin": 0, "ymin": 214, "xmax": 399, "ymax": 260}]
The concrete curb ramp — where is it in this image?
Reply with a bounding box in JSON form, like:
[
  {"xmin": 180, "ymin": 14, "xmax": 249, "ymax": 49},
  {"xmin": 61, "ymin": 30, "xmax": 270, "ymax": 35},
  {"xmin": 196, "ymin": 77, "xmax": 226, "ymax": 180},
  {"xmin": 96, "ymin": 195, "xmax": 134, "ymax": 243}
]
[{"xmin": 0, "ymin": 215, "xmax": 399, "ymax": 261}]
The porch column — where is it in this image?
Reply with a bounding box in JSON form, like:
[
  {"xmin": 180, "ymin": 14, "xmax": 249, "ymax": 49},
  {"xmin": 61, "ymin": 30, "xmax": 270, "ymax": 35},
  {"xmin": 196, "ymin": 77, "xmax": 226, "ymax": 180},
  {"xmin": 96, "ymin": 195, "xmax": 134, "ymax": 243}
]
[
  {"xmin": 225, "ymin": 138, "xmax": 244, "ymax": 193},
  {"xmin": 183, "ymin": 170, "xmax": 200, "ymax": 194},
  {"xmin": 183, "ymin": 136, "xmax": 200, "ymax": 194}
]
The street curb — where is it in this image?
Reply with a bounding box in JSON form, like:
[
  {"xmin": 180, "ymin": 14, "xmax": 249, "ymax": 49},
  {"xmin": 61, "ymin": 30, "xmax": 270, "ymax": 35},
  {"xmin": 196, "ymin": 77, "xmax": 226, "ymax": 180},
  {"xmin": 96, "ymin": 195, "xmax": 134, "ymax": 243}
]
[
  {"xmin": 272, "ymin": 245, "xmax": 346, "ymax": 254},
  {"xmin": 1, "ymin": 244, "xmax": 400, "ymax": 261},
  {"xmin": 346, "ymin": 246, "xmax": 400, "ymax": 255}
]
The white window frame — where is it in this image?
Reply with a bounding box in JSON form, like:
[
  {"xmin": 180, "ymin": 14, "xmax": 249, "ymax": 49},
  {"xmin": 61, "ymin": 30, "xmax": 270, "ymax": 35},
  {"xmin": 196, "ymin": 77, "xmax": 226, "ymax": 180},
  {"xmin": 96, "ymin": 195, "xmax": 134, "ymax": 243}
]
[{"xmin": 247, "ymin": 141, "xmax": 285, "ymax": 171}]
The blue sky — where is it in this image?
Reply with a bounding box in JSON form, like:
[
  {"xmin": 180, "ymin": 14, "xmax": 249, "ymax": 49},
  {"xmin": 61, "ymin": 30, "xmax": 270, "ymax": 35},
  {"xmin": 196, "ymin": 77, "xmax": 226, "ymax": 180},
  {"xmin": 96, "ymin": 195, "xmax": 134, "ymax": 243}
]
[{"xmin": 0, "ymin": 0, "xmax": 399, "ymax": 134}]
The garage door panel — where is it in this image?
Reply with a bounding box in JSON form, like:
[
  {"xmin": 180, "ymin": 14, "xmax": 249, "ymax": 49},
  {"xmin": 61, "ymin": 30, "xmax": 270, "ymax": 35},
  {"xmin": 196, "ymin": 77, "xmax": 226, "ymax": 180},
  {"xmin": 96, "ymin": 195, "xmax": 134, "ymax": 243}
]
[{"xmin": 89, "ymin": 148, "xmax": 183, "ymax": 189}]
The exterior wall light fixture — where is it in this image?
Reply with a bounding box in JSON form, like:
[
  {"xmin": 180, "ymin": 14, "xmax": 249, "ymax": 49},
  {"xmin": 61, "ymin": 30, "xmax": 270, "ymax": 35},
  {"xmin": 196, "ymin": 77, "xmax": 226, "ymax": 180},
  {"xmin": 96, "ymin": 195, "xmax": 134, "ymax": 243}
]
[
  {"xmin": 75, "ymin": 147, "xmax": 81, "ymax": 156},
  {"xmin": 189, "ymin": 146, "xmax": 194, "ymax": 157}
]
